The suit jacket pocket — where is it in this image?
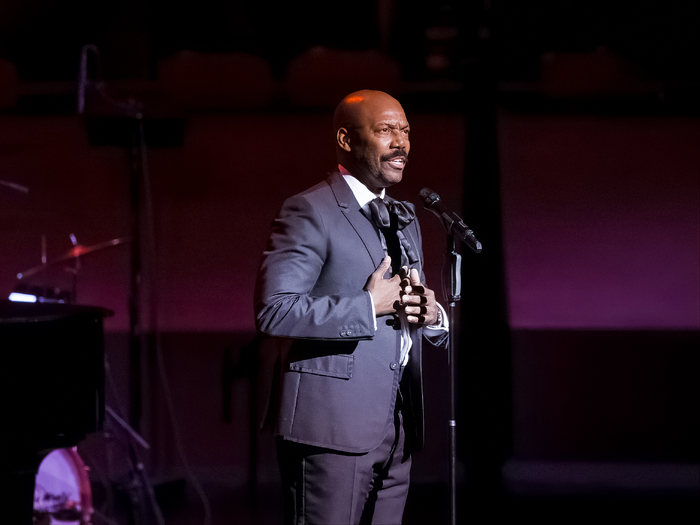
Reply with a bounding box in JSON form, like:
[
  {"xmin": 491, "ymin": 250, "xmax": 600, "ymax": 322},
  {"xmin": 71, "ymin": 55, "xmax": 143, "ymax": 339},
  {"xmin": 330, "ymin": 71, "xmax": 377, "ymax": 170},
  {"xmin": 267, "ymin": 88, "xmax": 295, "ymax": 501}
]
[{"xmin": 288, "ymin": 354, "xmax": 354, "ymax": 379}]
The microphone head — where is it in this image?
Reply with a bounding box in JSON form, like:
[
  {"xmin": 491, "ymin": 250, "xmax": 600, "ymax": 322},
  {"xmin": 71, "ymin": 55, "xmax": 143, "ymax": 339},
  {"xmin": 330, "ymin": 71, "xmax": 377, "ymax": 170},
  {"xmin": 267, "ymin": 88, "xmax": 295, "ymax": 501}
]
[{"xmin": 419, "ymin": 187, "xmax": 440, "ymax": 208}]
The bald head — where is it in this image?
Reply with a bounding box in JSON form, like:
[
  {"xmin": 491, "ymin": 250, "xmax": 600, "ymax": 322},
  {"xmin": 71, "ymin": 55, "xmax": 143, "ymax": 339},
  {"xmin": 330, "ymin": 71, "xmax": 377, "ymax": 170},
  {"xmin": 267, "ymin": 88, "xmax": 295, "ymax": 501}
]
[
  {"xmin": 334, "ymin": 90, "xmax": 410, "ymax": 194},
  {"xmin": 333, "ymin": 90, "xmax": 403, "ymax": 134}
]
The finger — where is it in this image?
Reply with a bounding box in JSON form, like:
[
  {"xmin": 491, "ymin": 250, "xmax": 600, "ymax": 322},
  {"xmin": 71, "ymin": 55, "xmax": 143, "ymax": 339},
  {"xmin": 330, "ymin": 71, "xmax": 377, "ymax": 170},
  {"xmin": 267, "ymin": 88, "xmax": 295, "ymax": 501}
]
[
  {"xmin": 409, "ymin": 268, "xmax": 422, "ymax": 286},
  {"xmin": 403, "ymin": 294, "xmax": 427, "ymax": 305},
  {"xmin": 400, "ymin": 266, "xmax": 409, "ymax": 279},
  {"xmin": 373, "ymin": 256, "xmax": 392, "ymax": 276},
  {"xmin": 405, "ymin": 305, "xmax": 427, "ymax": 315}
]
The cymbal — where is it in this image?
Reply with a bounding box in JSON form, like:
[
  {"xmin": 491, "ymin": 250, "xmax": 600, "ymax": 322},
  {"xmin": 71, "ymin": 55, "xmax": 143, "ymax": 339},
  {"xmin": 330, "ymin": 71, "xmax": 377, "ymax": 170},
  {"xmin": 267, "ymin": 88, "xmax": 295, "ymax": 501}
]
[{"xmin": 17, "ymin": 237, "xmax": 131, "ymax": 279}]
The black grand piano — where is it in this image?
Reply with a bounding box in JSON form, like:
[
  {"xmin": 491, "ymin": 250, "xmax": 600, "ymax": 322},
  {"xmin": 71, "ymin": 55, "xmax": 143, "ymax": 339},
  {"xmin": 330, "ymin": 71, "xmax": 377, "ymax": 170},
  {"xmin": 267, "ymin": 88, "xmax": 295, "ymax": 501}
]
[{"xmin": 1, "ymin": 300, "xmax": 107, "ymax": 523}]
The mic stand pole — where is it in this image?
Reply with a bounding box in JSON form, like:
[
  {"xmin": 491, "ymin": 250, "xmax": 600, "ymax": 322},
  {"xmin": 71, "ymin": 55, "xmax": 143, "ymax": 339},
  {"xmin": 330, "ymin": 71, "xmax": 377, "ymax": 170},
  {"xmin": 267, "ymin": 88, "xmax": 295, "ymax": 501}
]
[{"xmin": 443, "ymin": 232, "xmax": 462, "ymax": 525}]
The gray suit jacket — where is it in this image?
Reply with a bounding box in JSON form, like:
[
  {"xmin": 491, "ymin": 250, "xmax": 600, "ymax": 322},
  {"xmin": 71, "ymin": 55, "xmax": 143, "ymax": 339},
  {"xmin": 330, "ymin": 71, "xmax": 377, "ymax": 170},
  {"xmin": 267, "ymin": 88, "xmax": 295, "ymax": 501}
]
[{"xmin": 255, "ymin": 172, "xmax": 443, "ymax": 454}]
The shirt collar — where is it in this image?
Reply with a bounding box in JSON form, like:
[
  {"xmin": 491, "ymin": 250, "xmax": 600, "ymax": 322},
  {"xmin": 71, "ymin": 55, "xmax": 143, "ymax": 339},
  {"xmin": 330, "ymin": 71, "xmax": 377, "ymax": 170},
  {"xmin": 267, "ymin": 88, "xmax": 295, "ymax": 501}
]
[{"xmin": 338, "ymin": 165, "xmax": 385, "ymax": 210}]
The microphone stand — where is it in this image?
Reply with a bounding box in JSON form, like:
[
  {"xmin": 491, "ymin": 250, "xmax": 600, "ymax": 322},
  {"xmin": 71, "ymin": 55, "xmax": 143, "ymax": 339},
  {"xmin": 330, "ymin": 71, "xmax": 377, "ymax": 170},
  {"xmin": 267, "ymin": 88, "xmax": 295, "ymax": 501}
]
[
  {"xmin": 421, "ymin": 187, "xmax": 481, "ymax": 524},
  {"xmin": 442, "ymin": 233, "xmax": 461, "ymax": 525}
]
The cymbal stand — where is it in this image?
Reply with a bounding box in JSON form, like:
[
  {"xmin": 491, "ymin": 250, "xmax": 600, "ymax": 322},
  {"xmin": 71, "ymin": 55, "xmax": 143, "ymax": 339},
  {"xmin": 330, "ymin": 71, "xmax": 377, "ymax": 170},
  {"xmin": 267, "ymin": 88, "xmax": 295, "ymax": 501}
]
[
  {"xmin": 100, "ymin": 406, "xmax": 164, "ymax": 525},
  {"xmin": 0, "ymin": 178, "xmax": 29, "ymax": 194},
  {"xmin": 77, "ymin": 43, "xmax": 146, "ymax": 431},
  {"xmin": 66, "ymin": 234, "xmax": 81, "ymax": 304}
]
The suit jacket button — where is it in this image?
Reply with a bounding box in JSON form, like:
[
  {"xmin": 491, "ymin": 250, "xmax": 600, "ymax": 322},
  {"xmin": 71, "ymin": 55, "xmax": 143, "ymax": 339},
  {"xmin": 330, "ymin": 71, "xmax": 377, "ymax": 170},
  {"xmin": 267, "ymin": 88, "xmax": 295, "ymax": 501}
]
[
  {"xmin": 346, "ymin": 330, "xmax": 352, "ymax": 336},
  {"xmin": 390, "ymin": 362, "xmax": 398, "ymax": 370},
  {"xmin": 340, "ymin": 330, "xmax": 346, "ymax": 336}
]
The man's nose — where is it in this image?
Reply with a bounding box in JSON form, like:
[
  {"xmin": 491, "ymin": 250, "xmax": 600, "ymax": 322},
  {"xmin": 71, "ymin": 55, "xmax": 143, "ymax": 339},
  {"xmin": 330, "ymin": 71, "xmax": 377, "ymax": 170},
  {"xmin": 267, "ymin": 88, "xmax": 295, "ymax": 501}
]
[{"xmin": 390, "ymin": 129, "xmax": 407, "ymax": 148}]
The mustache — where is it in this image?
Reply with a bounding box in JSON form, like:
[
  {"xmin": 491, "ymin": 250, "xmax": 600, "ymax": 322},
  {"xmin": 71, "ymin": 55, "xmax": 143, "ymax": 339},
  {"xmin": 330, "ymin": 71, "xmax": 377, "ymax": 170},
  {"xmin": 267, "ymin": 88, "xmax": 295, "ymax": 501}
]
[{"xmin": 380, "ymin": 150, "xmax": 408, "ymax": 162}]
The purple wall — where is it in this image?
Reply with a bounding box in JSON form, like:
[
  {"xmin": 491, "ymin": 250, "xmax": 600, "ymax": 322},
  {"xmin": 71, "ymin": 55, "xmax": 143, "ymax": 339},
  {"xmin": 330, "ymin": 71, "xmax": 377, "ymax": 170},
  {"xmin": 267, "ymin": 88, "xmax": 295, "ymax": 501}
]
[
  {"xmin": 500, "ymin": 111, "xmax": 700, "ymax": 329},
  {"xmin": 498, "ymin": 110, "xmax": 699, "ymax": 483}
]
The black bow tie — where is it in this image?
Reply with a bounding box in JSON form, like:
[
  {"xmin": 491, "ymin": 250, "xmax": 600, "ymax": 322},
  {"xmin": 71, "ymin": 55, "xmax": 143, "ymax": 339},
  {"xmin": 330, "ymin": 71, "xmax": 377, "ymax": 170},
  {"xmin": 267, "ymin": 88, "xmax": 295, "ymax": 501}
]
[
  {"xmin": 367, "ymin": 197, "xmax": 416, "ymax": 231},
  {"xmin": 366, "ymin": 197, "xmax": 419, "ymax": 270}
]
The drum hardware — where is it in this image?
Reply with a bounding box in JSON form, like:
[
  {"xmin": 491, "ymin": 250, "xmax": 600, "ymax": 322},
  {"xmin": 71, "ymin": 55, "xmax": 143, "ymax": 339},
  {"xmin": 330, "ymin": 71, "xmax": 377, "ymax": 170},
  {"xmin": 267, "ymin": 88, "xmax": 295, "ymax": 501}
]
[
  {"xmin": 105, "ymin": 406, "xmax": 150, "ymax": 451},
  {"xmin": 10, "ymin": 236, "xmax": 131, "ymax": 305},
  {"xmin": 85, "ymin": 405, "xmax": 164, "ymax": 525},
  {"xmin": 0, "ymin": 178, "xmax": 29, "ymax": 194},
  {"xmin": 105, "ymin": 406, "xmax": 164, "ymax": 525},
  {"xmin": 33, "ymin": 406, "xmax": 159, "ymax": 525},
  {"xmin": 34, "ymin": 447, "xmax": 93, "ymax": 525},
  {"xmin": 16, "ymin": 236, "xmax": 131, "ymax": 280}
]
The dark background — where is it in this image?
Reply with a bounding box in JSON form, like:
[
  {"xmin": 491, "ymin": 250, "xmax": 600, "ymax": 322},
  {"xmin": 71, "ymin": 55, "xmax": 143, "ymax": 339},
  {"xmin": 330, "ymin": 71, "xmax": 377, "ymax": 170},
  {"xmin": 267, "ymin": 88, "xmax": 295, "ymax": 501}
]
[{"xmin": 1, "ymin": 1, "xmax": 698, "ymax": 523}]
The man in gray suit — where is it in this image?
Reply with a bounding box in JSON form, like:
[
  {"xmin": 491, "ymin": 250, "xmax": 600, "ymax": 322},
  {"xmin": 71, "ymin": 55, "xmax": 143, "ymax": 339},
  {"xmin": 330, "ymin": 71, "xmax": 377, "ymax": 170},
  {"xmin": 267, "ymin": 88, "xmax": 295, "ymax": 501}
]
[{"xmin": 255, "ymin": 90, "xmax": 448, "ymax": 524}]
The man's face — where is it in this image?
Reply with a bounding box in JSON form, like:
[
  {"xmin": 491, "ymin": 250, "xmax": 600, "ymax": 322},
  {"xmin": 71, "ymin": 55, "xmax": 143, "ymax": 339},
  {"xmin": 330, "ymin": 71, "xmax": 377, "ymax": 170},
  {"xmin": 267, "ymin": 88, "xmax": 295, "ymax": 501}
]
[{"xmin": 347, "ymin": 96, "xmax": 410, "ymax": 194}]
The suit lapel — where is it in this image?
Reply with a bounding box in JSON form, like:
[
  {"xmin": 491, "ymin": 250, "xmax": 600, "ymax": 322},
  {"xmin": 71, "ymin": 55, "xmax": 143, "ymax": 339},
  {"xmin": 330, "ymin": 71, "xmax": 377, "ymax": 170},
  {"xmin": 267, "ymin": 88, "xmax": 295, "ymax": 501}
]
[{"xmin": 328, "ymin": 172, "xmax": 385, "ymax": 268}]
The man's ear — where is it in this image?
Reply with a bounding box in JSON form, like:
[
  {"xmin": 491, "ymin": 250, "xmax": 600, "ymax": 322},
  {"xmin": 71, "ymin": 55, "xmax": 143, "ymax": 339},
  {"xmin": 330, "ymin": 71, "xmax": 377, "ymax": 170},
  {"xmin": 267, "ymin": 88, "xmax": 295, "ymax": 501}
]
[{"xmin": 336, "ymin": 127, "xmax": 352, "ymax": 152}]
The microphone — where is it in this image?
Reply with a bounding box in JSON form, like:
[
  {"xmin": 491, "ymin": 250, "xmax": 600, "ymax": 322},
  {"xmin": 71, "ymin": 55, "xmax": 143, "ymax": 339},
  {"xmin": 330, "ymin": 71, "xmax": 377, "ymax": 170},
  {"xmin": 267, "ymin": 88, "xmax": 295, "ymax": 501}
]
[{"xmin": 419, "ymin": 188, "xmax": 482, "ymax": 253}]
